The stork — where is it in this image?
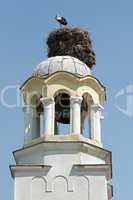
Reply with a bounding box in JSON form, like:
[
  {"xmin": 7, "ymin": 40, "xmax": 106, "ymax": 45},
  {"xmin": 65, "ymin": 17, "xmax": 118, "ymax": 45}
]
[{"xmin": 55, "ymin": 15, "xmax": 68, "ymax": 26}]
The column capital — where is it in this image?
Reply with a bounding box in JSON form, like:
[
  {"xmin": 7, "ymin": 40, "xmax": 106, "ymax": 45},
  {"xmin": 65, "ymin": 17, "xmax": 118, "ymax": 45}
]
[
  {"xmin": 91, "ymin": 104, "xmax": 104, "ymax": 112},
  {"xmin": 22, "ymin": 105, "xmax": 37, "ymax": 113},
  {"xmin": 40, "ymin": 97, "xmax": 55, "ymax": 105},
  {"xmin": 70, "ymin": 96, "xmax": 83, "ymax": 105}
]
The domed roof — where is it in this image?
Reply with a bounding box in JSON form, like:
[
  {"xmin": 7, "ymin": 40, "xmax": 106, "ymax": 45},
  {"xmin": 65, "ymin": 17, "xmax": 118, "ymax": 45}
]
[{"xmin": 32, "ymin": 56, "xmax": 91, "ymax": 77}]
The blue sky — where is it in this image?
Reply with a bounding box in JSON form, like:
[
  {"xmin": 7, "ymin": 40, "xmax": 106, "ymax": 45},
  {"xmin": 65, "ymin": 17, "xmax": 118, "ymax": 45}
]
[{"xmin": 0, "ymin": 0, "xmax": 133, "ymax": 199}]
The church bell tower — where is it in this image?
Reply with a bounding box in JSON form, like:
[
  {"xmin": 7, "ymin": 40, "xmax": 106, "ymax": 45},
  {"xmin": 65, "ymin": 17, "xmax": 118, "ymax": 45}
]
[{"xmin": 10, "ymin": 27, "xmax": 113, "ymax": 200}]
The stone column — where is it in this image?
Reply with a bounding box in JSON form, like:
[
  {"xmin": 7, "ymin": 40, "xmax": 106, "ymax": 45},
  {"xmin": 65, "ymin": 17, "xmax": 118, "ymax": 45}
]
[
  {"xmin": 90, "ymin": 104, "xmax": 103, "ymax": 143},
  {"xmin": 23, "ymin": 105, "xmax": 40, "ymax": 144},
  {"xmin": 41, "ymin": 97, "xmax": 55, "ymax": 135},
  {"xmin": 70, "ymin": 96, "xmax": 83, "ymax": 135}
]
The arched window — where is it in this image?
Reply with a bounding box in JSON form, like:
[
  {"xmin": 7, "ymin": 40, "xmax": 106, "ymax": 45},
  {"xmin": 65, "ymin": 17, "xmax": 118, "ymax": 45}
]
[
  {"xmin": 54, "ymin": 91, "xmax": 70, "ymax": 135},
  {"xmin": 81, "ymin": 93, "xmax": 93, "ymax": 139},
  {"xmin": 23, "ymin": 93, "xmax": 42, "ymax": 144}
]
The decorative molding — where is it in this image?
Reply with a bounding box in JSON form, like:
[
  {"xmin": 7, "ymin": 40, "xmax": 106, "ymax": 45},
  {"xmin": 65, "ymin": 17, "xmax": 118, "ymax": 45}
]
[
  {"xmin": 30, "ymin": 174, "xmax": 90, "ymax": 200},
  {"xmin": 31, "ymin": 176, "xmax": 52, "ymax": 193},
  {"xmin": 52, "ymin": 175, "xmax": 74, "ymax": 192}
]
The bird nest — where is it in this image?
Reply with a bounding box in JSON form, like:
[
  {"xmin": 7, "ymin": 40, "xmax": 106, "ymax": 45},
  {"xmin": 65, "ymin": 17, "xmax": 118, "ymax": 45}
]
[{"xmin": 46, "ymin": 27, "xmax": 96, "ymax": 68}]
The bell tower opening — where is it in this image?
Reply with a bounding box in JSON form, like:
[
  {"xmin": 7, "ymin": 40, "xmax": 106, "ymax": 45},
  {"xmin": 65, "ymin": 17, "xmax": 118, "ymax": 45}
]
[
  {"xmin": 54, "ymin": 91, "xmax": 70, "ymax": 135},
  {"xmin": 81, "ymin": 93, "xmax": 93, "ymax": 139},
  {"xmin": 23, "ymin": 93, "xmax": 42, "ymax": 144}
]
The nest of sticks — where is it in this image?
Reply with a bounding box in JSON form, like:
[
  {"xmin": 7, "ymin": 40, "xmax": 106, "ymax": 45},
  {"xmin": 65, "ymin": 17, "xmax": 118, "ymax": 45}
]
[{"xmin": 46, "ymin": 27, "xmax": 96, "ymax": 68}]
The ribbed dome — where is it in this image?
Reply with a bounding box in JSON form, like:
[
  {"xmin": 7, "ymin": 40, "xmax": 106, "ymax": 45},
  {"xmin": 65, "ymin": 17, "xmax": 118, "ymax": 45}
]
[{"xmin": 33, "ymin": 56, "xmax": 91, "ymax": 77}]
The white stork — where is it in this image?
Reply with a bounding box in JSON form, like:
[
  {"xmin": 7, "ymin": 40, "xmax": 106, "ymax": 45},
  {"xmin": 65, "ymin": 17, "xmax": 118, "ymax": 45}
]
[{"xmin": 55, "ymin": 15, "xmax": 68, "ymax": 26}]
